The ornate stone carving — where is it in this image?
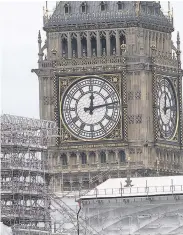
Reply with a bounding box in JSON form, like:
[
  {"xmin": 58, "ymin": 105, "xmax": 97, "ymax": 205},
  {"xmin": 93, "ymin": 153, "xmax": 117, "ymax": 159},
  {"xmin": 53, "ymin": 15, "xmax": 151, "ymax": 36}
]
[
  {"xmin": 43, "ymin": 96, "xmax": 54, "ymax": 105},
  {"xmin": 135, "ymin": 114, "xmax": 142, "ymax": 124},
  {"xmin": 135, "ymin": 91, "xmax": 141, "ymax": 100},
  {"xmin": 127, "ymin": 91, "xmax": 134, "ymax": 101},
  {"xmin": 136, "ymin": 148, "xmax": 142, "ymax": 154},
  {"xmin": 129, "ymin": 148, "xmax": 135, "ymax": 154},
  {"xmin": 128, "ymin": 115, "xmax": 135, "ymax": 124}
]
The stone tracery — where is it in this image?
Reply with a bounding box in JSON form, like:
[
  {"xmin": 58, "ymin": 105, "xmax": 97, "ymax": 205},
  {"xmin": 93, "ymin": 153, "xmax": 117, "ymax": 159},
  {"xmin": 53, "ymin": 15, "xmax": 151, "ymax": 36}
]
[{"xmin": 59, "ymin": 30, "xmax": 126, "ymax": 59}]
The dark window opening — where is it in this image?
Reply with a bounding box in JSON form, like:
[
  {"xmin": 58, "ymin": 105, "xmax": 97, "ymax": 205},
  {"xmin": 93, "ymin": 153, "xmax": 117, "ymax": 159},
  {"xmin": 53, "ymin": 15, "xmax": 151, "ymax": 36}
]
[
  {"xmin": 119, "ymin": 150, "xmax": 126, "ymax": 162},
  {"xmin": 81, "ymin": 153, "xmax": 87, "ymax": 165},
  {"xmin": 71, "ymin": 38, "xmax": 77, "ymax": 57},
  {"xmin": 101, "ymin": 2, "xmax": 105, "ymax": 11},
  {"xmin": 82, "ymin": 4, "xmax": 86, "ymax": 13},
  {"xmin": 100, "ymin": 152, "xmax": 106, "ymax": 163},
  {"xmin": 120, "ymin": 34, "xmax": 126, "ymax": 54},
  {"xmin": 120, "ymin": 34, "xmax": 126, "ymax": 45},
  {"xmin": 62, "ymin": 154, "xmax": 67, "ymax": 165},
  {"xmin": 64, "ymin": 5, "xmax": 69, "ymax": 14},
  {"xmin": 110, "ymin": 35, "xmax": 116, "ymax": 55},
  {"xmin": 118, "ymin": 2, "xmax": 122, "ymax": 10},
  {"xmin": 81, "ymin": 38, "xmax": 87, "ymax": 56},
  {"xmin": 91, "ymin": 37, "xmax": 97, "ymax": 56},
  {"xmin": 101, "ymin": 36, "xmax": 106, "ymax": 55},
  {"xmin": 62, "ymin": 38, "xmax": 68, "ymax": 57}
]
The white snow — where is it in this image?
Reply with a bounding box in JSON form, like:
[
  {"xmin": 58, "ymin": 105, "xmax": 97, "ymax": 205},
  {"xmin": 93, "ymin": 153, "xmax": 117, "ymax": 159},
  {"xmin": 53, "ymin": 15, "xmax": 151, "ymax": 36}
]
[{"xmin": 80, "ymin": 175, "xmax": 183, "ymax": 199}]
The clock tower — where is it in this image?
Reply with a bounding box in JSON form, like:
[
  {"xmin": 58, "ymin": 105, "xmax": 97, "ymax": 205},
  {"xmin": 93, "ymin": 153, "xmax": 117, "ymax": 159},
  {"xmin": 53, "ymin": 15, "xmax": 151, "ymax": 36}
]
[{"xmin": 32, "ymin": 1, "xmax": 183, "ymax": 192}]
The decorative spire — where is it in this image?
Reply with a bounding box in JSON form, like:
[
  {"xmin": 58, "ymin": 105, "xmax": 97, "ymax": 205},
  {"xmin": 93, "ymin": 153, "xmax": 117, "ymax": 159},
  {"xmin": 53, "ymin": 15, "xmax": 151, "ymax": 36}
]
[
  {"xmin": 177, "ymin": 31, "xmax": 180, "ymax": 51},
  {"xmin": 44, "ymin": 1, "xmax": 48, "ymax": 17},
  {"xmin": 38, "ymin": 30, "xmax": 43, "ymax": 63},
  {"xmin": 135, "ymin": 1, "xmax": 140, "ymax": 17},
  {"xmin": 46, "ymin": 1, "xmax": 48, "ymax": 11},
  {"xmin": 168, "ymin": 1, "xmax": 171, "ymax": 18},
  {"xmin": 38, "ymin": 30, "xmax": 41, "ymax": 40}
]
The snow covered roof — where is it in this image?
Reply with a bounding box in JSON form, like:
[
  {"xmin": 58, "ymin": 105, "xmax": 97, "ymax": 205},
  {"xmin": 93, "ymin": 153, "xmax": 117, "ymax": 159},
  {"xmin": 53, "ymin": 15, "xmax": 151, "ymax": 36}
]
[{"xmin": 80, "ymin": 175, "xmax": 183, "ymax": 200}]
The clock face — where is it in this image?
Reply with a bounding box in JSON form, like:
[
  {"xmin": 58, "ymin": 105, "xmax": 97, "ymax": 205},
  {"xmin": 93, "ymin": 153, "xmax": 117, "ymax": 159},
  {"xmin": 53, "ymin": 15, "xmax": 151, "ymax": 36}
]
[
  {"xmin": 156, "ymin": 77, "xmax": 178, "ymax": 140},
  {"xmin": 61, "ymin": 76, "xmax": 120, "ymax": 140}
]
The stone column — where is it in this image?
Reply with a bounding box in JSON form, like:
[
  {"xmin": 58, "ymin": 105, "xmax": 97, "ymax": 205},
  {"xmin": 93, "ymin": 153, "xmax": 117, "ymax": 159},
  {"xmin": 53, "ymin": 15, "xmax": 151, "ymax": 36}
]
[
  {"xmin": 77, "ymin": 32, "xmax": 81, "ymax": 58},
  {"xmin": 96, "ymin": 150, "xmax": 100, "ymax": 169},
  {"xmin": 87, "ymin": 31, "xmax": 91, "ymax": 57},
  {"xmin": 59, "ymin": 34, "xmax": 62, "ymax": 58},
  {"xmin": 68, "ymin": 32, "xmax": 72, "ymax": 59},
  {"xmin": 67, "ymin": 152, "xmax": 70, "ymax": 170},
  {"xmin": 86, "ymin": 151, "xmax": 89, "ymax": 165},
  {"xmin": 115, "ymin": 150, "xmax": 119, "ymax": 165},
  {"xmin": 97, "ymin": 31, "xmax": 101, "ymax": 57},
  {"xmin": 76, "ymin": 152, "xmax": 80, "ymax": 170},
  {"xmin": 147, "ymin": 31, "xmax": 149, "ymax": 55},
  {"xmin": 116, "ymin": 30, "xmax": 120, "ymax": 56},
  {"xmin": 106, "ymin": 150, "xmax": 109, "ymax": 163},
  {"xmin": 106, "ymin": 31, "xmax": 110, "ymax": 56},
  {"xmin": 57, "ymin": 154, "xmax": 60, "ymax": 166}
]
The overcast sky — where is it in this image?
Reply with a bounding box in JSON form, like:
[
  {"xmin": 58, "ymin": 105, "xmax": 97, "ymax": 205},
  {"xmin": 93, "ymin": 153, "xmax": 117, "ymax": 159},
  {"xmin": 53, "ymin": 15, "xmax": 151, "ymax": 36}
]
[{"xmin": 0, "ymin": 1, "xmax": 183, "ymax": 119}]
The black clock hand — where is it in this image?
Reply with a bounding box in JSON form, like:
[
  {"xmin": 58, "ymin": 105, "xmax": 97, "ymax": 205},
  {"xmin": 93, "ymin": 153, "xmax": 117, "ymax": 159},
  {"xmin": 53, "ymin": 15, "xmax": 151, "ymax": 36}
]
[
  {"xmin": 89, "ymin": 93, "xmax": 94, "ymax": 115},
  {"xmin": 84, "ymin": 101, "xmax": 118, "ymax": 112},
  {"xmin": 164, "ymin": 79, "xmax": 167, "ymax": 115},
  {"xmin": 165, "ymin": 105, "xmax": 176, "ymax": 111}
]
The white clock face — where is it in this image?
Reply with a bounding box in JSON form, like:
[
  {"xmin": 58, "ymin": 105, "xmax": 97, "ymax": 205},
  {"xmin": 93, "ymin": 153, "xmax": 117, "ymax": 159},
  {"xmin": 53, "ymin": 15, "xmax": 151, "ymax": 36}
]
[
  {"xmin": 157, "ymin": 77, "xmax": 178, "ymax": 139},
  {"xmin": 61, "ymin": 77, "xmax": 120, "ymax": 140}
]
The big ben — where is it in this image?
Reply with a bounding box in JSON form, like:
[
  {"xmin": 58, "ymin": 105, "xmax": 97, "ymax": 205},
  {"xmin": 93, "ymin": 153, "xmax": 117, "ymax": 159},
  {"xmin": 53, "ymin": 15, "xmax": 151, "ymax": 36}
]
[{"xmin": 32, "ymin": 1, "xmax": 183, "ymax": 192}]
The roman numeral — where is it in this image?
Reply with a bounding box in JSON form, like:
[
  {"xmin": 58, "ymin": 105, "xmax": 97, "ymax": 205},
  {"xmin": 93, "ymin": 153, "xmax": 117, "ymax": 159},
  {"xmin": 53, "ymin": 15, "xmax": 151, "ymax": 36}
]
[
  {"xmin": 90, "ymin": 125, "xmax": 94, "ymax": 132},
  {"xmin": 72, "ymin": 116, "xmax": 79, "ymax": 123},
  {"xmin": 105, "ymin": 115, "xmax": 114, "ymax": 121},
  {"xmin": 64, "ymin": 107, "xmax": 75, "ymax": 112},
  {"xmin": 89, "ymin": 85, "xmax": 93, "ymax": 91},
  {"xmin": 105, "ymin": 92, "xmax": 115, "ymax": 100},
  {"xmin": 80, "ymin": 123, "xmax": 85, "ymax": 130},
  {"xmin": 99, "ymin": 123, "xmax": 106, "ymax": 132}
]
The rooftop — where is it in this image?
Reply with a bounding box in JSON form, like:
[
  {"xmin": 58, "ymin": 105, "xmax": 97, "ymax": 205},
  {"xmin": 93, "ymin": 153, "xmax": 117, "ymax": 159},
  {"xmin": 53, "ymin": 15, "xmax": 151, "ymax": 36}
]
[
  {"xmin": 80, "ymin": 175, "xmax": 183, "ymax": 200},
  {"xmin": 43, "ymin": 1, "xmax": 173, "ymax": 32}
]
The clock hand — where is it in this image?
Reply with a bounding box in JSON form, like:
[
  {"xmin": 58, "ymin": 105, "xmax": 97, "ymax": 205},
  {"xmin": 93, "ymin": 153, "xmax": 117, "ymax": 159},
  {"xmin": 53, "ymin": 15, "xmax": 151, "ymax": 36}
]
[
  {"xmin": 84, "ymin": 101, "xmax": 118, "ymax": 112},
  {"xmin": 92, "ymin": 101, "xmax": 118, "ymax": 110},
  {"xmin": 89, "ymin": 93, "xmax": 94, "ymax": 115},
  {"xmin": 165, "ymin": 106, "xmax": 176, "ymax": 111},
  {"xmin": 164, "ymin": 79, "xmax": 167, "ymax": 115}
]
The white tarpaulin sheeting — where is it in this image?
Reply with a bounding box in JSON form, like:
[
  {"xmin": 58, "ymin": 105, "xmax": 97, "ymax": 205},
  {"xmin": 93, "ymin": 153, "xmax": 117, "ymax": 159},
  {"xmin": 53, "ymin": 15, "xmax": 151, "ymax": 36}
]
[{"xmin": 0, "ymin": 223, "xmax": 12, "ymax": 235}]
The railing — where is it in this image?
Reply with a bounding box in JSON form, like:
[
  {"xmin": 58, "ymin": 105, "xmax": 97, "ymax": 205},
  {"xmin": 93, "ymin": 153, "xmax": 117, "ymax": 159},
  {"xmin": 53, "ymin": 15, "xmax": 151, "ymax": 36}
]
[
  {"xmin": 40, "ymin": 55, "xmax": 125, "ymax": 69},
  {"xmin": 40, "ymin": 53, "xmax": 178, "ymax": 71},
  {"xmin": 52, "ymin": 161, "xmax": 145, "ymax": 173},
  {"xmin": 82, "ymin": 184, "xmax": 183, "ymax": 199}
]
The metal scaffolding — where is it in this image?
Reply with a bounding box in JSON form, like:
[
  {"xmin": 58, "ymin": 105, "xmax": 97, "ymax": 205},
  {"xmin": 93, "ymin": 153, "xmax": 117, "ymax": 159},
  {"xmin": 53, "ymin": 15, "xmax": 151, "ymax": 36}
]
[
  {"xmin": 1, "ymin": 114, "xmax": 99, "ymax": 235},
  {"xmin": 1, "ymin": 114, "xmax": 57, "ymax": 234}
]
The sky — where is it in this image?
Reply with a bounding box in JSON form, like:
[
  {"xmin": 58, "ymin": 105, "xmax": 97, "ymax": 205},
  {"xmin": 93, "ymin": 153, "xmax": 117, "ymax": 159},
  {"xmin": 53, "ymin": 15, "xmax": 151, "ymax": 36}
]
[{"xmin": 0, "ymin": 1, "xmax": 183, "ymax": 119}]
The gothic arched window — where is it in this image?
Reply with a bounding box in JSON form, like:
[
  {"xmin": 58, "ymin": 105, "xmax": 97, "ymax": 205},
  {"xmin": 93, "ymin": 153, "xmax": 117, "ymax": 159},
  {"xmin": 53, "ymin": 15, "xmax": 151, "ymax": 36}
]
[
  {"xmin": 81, "ymin": 2, "xmax": 87, "ymax": 13},
  {"xmin": 100, "ymin": 151, "xmax": 106, "ymax": 163},
  {"xmin": 62, "ymin": 38, "xmax": 68, "ymax": 57},
  {"xmin": 117, "ymin": 1, "xmax": 123, "ymax": 10},
  {"xmin": 62, "ymin": 154, "xmax": 67, "ymax": 165},
  {"xmin": 64, "ymin": 3, "xmax": 70, "ymax": 14},
  {"xmin": 119, "ymin": 150, "xmax": 126, "ymax": 162},
  {"xmin": 100, "ymin": 1, "xmax": 106, "ymax": 11},
  {"xmin": 81, "ymin": 152, "xmax": 87, "ymax": 164}
]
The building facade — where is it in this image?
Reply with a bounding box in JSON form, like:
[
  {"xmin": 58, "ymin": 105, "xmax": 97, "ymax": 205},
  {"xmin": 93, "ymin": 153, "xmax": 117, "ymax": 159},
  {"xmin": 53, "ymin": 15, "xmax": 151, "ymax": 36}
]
[{"xmin": 32, "ymin": 1, "xmax": 183, "ymax": 191}]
